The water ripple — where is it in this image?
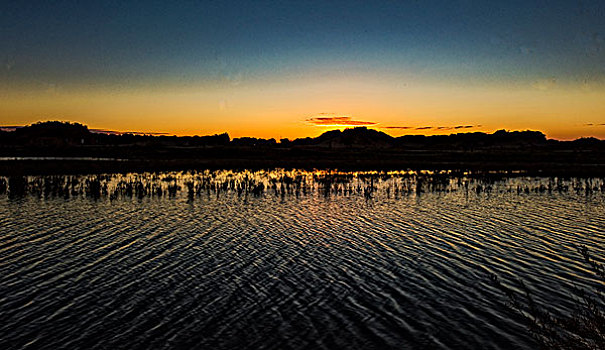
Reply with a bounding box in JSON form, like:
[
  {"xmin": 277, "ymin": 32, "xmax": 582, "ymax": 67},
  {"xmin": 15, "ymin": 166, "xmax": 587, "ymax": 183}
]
[{"xmin": 0, "ymin": 171, "xmax": 603, "ymax": 349}]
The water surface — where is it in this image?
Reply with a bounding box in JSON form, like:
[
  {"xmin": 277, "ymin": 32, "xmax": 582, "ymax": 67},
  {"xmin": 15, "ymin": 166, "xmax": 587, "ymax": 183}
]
[{"xmin": 1, "ymin": 170, "xmax": 603, "ymax": 349}]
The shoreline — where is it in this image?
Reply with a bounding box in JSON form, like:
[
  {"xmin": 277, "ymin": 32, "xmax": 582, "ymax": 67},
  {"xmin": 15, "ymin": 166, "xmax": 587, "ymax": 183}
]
[{"xmin": 1, "ymin": 156, "xmax": 603, "ymax": 177}]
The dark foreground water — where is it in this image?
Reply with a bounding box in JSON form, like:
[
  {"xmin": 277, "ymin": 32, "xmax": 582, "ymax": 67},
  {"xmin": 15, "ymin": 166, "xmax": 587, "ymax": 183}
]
[{"xmin": 0, "ymin": 170, "xmax": 604, "ymax": 349}]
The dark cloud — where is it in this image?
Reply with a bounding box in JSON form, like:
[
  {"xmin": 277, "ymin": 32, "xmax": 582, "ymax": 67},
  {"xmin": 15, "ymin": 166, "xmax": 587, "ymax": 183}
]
[
  {"xmin": 1, "ymin": 126, "xmax": 171, "ymax": 135},
  {"xmin": 90, "ymin": 129, "xmax": 122, "ymax": 135},
  {"xmin": 380, "ymin": 124, "xmax": 482, "ymax": 131},
  {"xmin": 90, "ymin": 129, "xmax": 169, "ymax": 136},
  {"xmin": 306, "ymin": 115, "xmax": 377, "ymax": 126},
  {"xmin": 584, "ymin": 123, "xmax": 605, "ymax": 127}
]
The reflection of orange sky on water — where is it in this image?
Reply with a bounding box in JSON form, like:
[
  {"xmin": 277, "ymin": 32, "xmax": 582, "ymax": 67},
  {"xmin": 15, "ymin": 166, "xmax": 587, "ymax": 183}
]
[{"xmin": 1, "ymin": 75, "xmax": 604, "ymax": 140}]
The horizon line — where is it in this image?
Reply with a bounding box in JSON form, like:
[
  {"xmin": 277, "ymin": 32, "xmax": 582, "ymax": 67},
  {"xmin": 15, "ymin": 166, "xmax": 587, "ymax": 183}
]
[{"xmin": 2, "ymin": 121, "xmax": 605, "ymax": 142}]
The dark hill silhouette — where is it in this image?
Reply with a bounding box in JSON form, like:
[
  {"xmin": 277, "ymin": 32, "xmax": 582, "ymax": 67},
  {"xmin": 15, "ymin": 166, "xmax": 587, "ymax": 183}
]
[
  {"xmin": 16, "ymin": 121, "xmax": 90, "ymax": 138},
  {"xmin": 0, "ymin": 121, "xmax": 571, "ymax": 150},
  {"xmin": 314, "ymin": 127, "xmax": 394, "ymax": 148},
  {"xmin": 0, "ymin": 121, "xmax": 604, "ymax": 175},
  {"xmin": 232, "ymin": 137, "xmax": 277, "ymax": 147},
  {"xmin": 13, "ymin": 121, "xmax": 91, "ymax": 146},
  {"xmin": 288, "ymin": 127, "xmax": 549, "ymax": 149},
  {"xmin": 394, "ymin": 130, "xmax": 547, "ymax": 150}
]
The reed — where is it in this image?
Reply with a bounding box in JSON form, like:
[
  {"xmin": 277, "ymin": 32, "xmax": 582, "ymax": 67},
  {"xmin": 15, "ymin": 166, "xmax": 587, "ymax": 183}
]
[
  {"xmin": 491, "ymin": 246, "xmax": 605, "ymax": 349},
  {"xmin": 1, "ymin": 170, "xmax": 603, "ymax": 200}
]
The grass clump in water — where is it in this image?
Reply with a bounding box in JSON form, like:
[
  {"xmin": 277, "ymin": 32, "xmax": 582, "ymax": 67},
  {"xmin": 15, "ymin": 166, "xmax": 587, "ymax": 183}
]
[{"xmin": 491, "ymin": 246, "xmax": 605, "ymax": 349}]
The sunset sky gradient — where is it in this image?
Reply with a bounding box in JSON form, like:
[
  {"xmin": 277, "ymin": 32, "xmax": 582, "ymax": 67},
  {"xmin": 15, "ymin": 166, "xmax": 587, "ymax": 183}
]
[{"xmin": 1, "ymin": 0, "xmax": 604, "ymax": 139}]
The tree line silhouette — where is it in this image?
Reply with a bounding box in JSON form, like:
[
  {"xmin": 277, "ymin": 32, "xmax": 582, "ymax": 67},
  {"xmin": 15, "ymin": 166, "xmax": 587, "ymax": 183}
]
[
  {"xmin": 1, "ymin": 121, "xmax": 602, "ymax": 149},
  {"xmin": 0, "ymin": 121, "xmax": 603, "ymax": 175}
]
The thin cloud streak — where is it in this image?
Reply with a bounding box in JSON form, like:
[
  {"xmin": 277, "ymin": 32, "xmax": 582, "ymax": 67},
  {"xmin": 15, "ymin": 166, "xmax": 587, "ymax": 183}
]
[
  {"xmin": 0, "ymin": 126, "xmax": 170, "ymax": 136},
  {"xmin": 90, "ymin": 129, "xmax": 170, "ymax": 136},
  {"xmin": 0, "ymin": 126, "xmax": 21, "ymax": 132},
  {"xmin": 379, "ymin": 124, "xmax": 482, "ymax": 131},
  {"xmin": 306, "ymin": 115, "xmax": 377, "ymax": 126}
]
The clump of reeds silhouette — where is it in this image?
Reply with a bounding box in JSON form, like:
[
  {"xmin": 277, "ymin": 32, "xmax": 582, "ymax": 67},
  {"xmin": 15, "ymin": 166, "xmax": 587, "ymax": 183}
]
[
  {"xmin": 0, "ymin": 178, "xmax": 7, "ymax": 195},
  {"xmin": 490, "ymin": 246, "xmax": 605, "ymax": 349},
  {"xmin": 7, "ymin": 176, "xmax": 27, "ymax": 198},
  {"xmin": 1, "ymin": 171, "xmax": 603, "ymax": 200}
]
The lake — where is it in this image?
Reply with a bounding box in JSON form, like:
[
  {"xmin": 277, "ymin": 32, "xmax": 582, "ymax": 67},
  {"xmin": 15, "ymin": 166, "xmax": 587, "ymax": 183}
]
[{"xmin": 1, "ymin": 170, "xmax": 603, "ymax": 349}]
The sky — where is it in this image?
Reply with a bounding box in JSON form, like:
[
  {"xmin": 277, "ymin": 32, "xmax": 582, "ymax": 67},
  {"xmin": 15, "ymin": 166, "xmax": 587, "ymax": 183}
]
[{"xmin": 1, "ymin": 0, "xmax": 604, "ymax": 139}]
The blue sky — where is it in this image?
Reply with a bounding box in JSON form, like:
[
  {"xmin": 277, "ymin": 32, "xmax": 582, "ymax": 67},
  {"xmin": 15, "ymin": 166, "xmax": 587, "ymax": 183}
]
[
  {"xmin": 1, "ymin": 1, "xmax": 604, "ymax": 138},
  {"xmin": 3, "ymin": 0, "xmax": 603, "ymax": 85}
]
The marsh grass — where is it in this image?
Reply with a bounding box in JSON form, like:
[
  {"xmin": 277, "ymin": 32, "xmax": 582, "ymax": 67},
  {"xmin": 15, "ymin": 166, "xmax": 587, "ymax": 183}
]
[
  {"xmin": 1, "ymin": 170, "xmax": 604, "ymax": 200},
  {"xmin": 491, "ymin": 246, "xmax": 605, "ymax": 349}
]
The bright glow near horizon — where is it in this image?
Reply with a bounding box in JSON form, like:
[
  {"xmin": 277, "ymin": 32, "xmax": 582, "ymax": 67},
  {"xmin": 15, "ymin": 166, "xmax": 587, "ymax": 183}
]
[
  {"xmin": 1, "ymin": 1, "xmax": 604, "ymax": 140},
  {"xmin": 2, "ymin": 76, "xmax": 604, "ymax": 140}
]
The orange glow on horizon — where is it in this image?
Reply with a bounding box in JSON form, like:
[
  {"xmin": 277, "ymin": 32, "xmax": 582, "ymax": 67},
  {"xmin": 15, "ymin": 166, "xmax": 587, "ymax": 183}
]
[{"xmin": 1, "ymin": 74, "xmax": 604, "ymax": 140}]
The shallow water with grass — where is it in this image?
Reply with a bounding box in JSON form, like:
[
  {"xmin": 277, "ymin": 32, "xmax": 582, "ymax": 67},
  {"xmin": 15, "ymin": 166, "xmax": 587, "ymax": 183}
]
[{"xmin": 1, "ymin": 170, "xmax": 604, "ymax": 349}]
